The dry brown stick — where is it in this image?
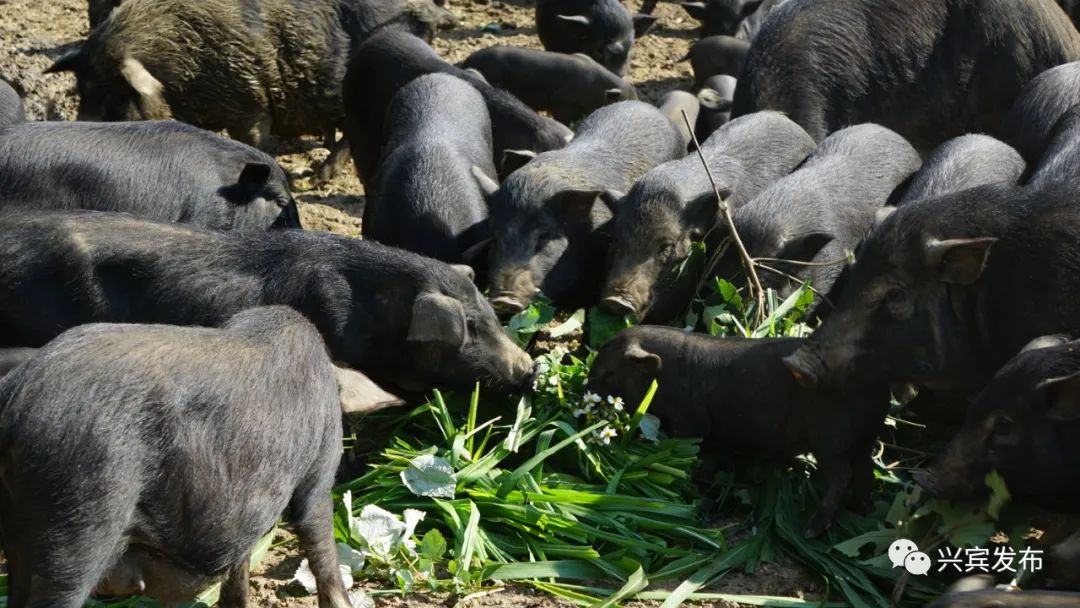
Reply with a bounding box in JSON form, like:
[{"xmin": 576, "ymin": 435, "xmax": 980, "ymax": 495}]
[{"xmin": 680, "ymin": 110, "xmax": 767, "ymax": 324}]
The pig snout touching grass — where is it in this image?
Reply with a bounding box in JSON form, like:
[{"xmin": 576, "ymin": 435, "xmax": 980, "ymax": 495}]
[
  {"xmin": 588, "ymin": 326, "xmax": 889, "ymax": 538},
  {"xmin": 0, "ymin": 211, "xmax": 535, "ymax": 394},
  {"xmin": 783, "ymin": 183, "xmax": 1080, "ymax": 394},
  {"xmin": 478, "ymin": 101, "xmax": 685, "ymax": 315},
  {"xmin": 0, "ymin": 306, "xmax": 405, "ymax": 608},
  {"xmin": 600, "ymin": 111, "xmax": 814, "ymax": 324},
  {"xmin": 914, "ymin": 334, "xmax": 1080, "ymax": 509}
]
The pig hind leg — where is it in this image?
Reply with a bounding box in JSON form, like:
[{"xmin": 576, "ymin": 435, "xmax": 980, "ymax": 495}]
[{"xmin": 288, "ymin": 473, "xmax": 351, "ymax": 608}]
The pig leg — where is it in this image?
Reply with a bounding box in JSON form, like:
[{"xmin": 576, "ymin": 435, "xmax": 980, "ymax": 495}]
[
  {"xmin": 846, "ymin": 448, "xmax": 875, "ymax": 515},
  {"xmin": 289, "ymin": 478, "xmax": 351, "ymax": 608},
  {"xmin": 805, "ymin": 456, "xmax": 852, "ymax": 538},
  {"xmin": 640, "ymin": 0, "xmax": 659, "ymax": 14},
  {"xmin": 315, "ymin": 131, "xmax": 352, "ymax": 186},
  {"xmin": 218, "ymin": 553, "xmax": 252, "ymax": 608}
]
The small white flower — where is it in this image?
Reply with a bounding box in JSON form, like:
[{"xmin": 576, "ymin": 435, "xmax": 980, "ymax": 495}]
[
  {"xmin": 582, "ymin": 402, "xmax": 594, "ymax": 414},
  {"xmin": 598, "ymin": 426, "xmax": 618, "ymax": 443},
  {"xmin": 583, "ymin": 378, "xmax": 589, "ymax": 385},
  {"xmin": 537, "ymin": 363, "xmax": 551, "ymax": 375},
  {"xmin": 572, "ymin": 408, "xmax": 584, "ymax": 418},
  {"xmin": 584, "ymin": 391, "xmax": 602, "ymax": 403},
  {"xmin": 607, "ymin": 395, "xmax": 625, "ymax": 411},
  {"xmin": 547, "ymin": 375, "xmax": 559, "ymax": 386}
]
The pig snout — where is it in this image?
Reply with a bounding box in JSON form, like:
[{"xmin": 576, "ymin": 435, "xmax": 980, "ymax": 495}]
[
  {"xmin": 601, "ymin": 294, "xmax": 637, "ymax": 316},
  {"xmin": 600, "ymin": 276, "xmax": 652, "ymax": 319},
  {"xmin": 493, "ymin": 337, "xmax": 538, "ymax": 389},
  {"xmin": 491, "ymin": 269, "xmax": 538, "ymax": 316}
]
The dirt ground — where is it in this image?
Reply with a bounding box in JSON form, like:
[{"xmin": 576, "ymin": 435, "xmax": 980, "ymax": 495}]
[{"xmin": 0, "ymin": 0, "xmax": 807, "ymax": 605}]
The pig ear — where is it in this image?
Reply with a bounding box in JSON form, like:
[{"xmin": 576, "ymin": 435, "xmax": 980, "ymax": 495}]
[
  {"xmin": 238, "ymin": 162, "xmax": 272, "ymax": 187},
  {"xmin": 121, "ymin": 57, "xmax": 169, "ymax": 118},
  {"xmin": 698, "ymin": 88, "xmax": 732, "ymax": 111},
  {"xmin": 624, "ymin": 343, "xmax": 662, "ymax": 376},
  {"xmin": 450, "ymin": 264, "xmax": 476, "ymax": 282},
  {"xmin": 407, "ymin": 292, "xmax": 468, "ymax": 348},
  {"xmin": 873, "ymin": 206, "xmax": 896, "ymax": 229},
  {"xmin": 925, "ymin": 237, "xmax": 996, "ymax": 286},
  {"xmin": 45, "ymin": 47, "xmax": 83, "ymax": 74},
  {"xmin": 560, "ymin": 190, "xmax": 603, "ymax": 223},
  {"xmin": 462, "ymin": 238, "xmax": 492, "ymax": 265},
  {"xmin": 776, "ymin": 232, "xmax": 834, "ymax": 264},
  {"xmin": 555, "ymin": 14, "xmax": 592, "ymax": 35},
  {"xmin": 679, "ymin": 2, "xmax": 707, "ymax": 20},
  {"xmin": 1020, "ymin": 334, "xmax": 1072, "ymax": 353},
  {"xmin": 633, "ymin": 14, "xmax": 659, "ymax": 37},
  {"xmin": 332, "ymin": 365, "xmax": 406, "ymax": 415},
  {"xmin": 471, "ymin": 165, "xmax": 500, "ymax": 197},
  {"xmin": 1037, "ymin": 372, "xmax": 1080, "ymax": 421},
  {"xmin": 501, "ymin": 149, "xmax": 537, "ymax": 175},
  {"xmin": 598, "ymin": 189, "xmax": 624, "ymax": 213}
]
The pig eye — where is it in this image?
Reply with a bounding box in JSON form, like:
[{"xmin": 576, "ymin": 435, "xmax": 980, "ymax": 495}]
[
  {"xmin": 882, "ymin": 288, "xmax": 913, "ymax": 319},
  {"xmin": 658, "ymin": 241, "xmax": 677, "ymax": 259}
]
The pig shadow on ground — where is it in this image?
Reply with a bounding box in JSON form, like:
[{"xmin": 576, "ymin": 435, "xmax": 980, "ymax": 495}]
[
  {"xmin": 437, "ymin": 23, "xmax": 538, "ymax": 40},
  {"xmin": 637, "ymin": 75, "xmax": 694, "ymax": 105}
]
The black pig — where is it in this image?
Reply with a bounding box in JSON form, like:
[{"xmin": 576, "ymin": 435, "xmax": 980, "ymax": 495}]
[
  {"xmin": 732, "ymin": 0, "xmax": 1080, "ymax": 152},
  {"xmin": 343, "ymin": 31, "xmax": 572, "ymax": 190},
  {"xmin": 536, "ymin": 0, "xmax": 657, "ymax": 76},
  {"xmin": 0, "ymin": 306, "xmax": 403, "ymax": 607},
  {"xmin": 916, "ymin": 335, "xmax": 1080, "ymax": 509},
  {"xmin": 717, "ymin": 124, "xmax": 921, "ymax": 311},
  {"xmin": 896, "ymin": 135, "xmax": 1025, "ymax": 206},
  {"xmin": 695, "ymin": 74, "xmax": 737, "ymax": 139},
  {"xmin": 589, "ymin": 326, "xmax": 889, "ymax": 537},
  {"xmin": 474, "ymin": 101, "xmax": 685, "ymax": 314},
  {"xmin": 1029, "ymin": 105, "xmax": 1080, "ymax": 187},
  {"xmin": 366, "ymin": 73, "xmax": 496, "ymax": 266},
  {"xmin": 0, "ymin": 121, "xmax": 300, "ymax": 230},
  {"xmin": 678, "ymin": 35, "xmax": 749, "ymax": 87},
  {"xmin": 601, "ymin": 111, "xmax": 815, "ymax": 323},
  {"xmin": 999, "ymin": 61, "xmax": 1080, "ymax": 167},
  {"xmin": 0, "ymin": 211, "xmax": 533, "ymax": 392},
  {"xmin": 51, "ymin": 0, "xmax": 456, "ymax": 180},
  {"xmin": 656, "ymin": 90, "xmax": 700, "ymax": 150},
  {"xmin": 462, "ymin": 46, "xmax": 637, "ymax": 125},
  {"xmin": 784, "ymin": 183, "xmax": 1080, "ymax": 393}
]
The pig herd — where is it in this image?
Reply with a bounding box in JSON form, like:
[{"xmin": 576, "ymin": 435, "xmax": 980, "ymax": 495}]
[{"xmin": 2, "ymin": 0, "xmax": 1080, "ymax": 605}]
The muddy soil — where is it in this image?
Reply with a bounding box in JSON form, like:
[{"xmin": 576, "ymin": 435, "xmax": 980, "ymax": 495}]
[{"xmin": 0, "ymin": 0, "xmax": 812, "ymax": 605}]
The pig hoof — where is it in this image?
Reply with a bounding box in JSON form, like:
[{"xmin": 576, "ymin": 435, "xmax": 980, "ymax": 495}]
[
  {"xmin": 492, "ymin": 296, "xmax": 527, "ymax": 316},
  {"xmin": 600, "ymin": 295, "xmax": 637, "ymax": 317}
]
